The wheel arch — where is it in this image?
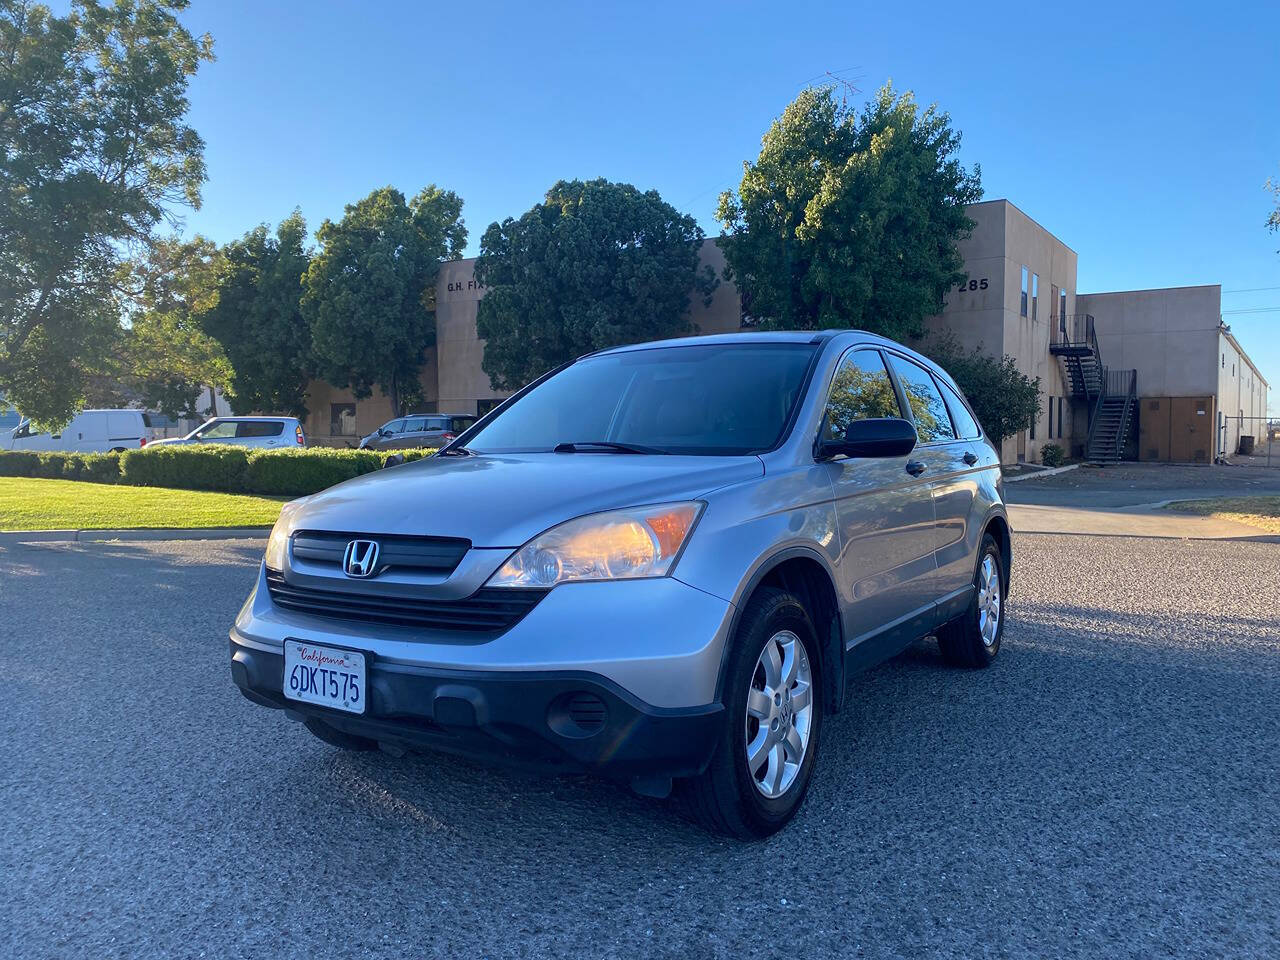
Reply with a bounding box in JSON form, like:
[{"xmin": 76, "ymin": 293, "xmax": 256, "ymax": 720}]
[
  {"xmin": 982, "ymin": 510, "xmax": 1012, "ymax": 597},
  {"xmin": 715, "ymin": 547, "xmax": 846, "ymax": 715}
]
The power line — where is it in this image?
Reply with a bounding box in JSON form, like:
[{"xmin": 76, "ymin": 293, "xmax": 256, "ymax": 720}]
[
  {"xmin": 1222, "ymin": 307, "xmax": 1280, "ymax": 315},
  {"xmin": 1223, "ymin": 286, "xmax": 1280, "ymax": 294}
]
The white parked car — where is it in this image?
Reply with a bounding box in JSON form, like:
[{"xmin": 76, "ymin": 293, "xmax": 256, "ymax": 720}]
[
  {"xmin": 6, "ymin": 409, "xmax": 151, "ymax": 452},
  {"xmin": 147, "ymin": 416, "xmax": 306, "ymax": 450}
]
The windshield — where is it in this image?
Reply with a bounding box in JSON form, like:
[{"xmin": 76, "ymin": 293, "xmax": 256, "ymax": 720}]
[{"xmin": 465, "ymin": 342, "xmax": 817, "ymax": 456}]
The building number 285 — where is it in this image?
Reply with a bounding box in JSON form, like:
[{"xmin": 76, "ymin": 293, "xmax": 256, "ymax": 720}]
[{"xmin": 958, "ymin": 278, "xmax": 989, "ymax": 291}]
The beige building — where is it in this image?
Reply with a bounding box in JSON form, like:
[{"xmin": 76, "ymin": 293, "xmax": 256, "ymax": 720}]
[{"xmin": 303, "ymin": 198, "xmax": 1268, "ymax": 464}]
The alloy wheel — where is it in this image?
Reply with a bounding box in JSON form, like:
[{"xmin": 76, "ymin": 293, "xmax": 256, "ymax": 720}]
[{"xmin": 744, "ymin": 630, "xmax": 814, "ymax": 799}]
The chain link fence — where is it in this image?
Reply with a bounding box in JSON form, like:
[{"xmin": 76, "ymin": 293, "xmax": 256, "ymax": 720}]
[{"xmin": 1219, "ymin": 415, "xmax": 1279, "ymax": 467}]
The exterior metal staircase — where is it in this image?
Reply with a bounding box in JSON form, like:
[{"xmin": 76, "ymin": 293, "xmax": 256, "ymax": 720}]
[{"xmin": 1050, "ymin": 314, "xmax": 1137, "ymax": 462}]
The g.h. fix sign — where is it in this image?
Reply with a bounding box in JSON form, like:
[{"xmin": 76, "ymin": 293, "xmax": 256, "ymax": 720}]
[{"xmin": 441, "ymin": 273, "xmax": 487, "ymax": 302}]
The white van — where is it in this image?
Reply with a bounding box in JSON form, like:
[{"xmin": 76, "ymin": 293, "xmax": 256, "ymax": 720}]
[{"xmin": 6, "ymin": 409, "xmax": 151, "ymax": 453}]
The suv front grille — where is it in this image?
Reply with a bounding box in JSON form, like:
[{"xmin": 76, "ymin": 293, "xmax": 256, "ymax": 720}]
[
  {"xmin": 290, "ymin": 530, "xmax": 470, "ymax": 577},
  {"xmin": 264, "ymin": 571, "xmax": 546, "ymax": 632}
]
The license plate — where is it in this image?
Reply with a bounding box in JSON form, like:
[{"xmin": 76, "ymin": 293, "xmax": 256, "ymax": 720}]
[{"xmin": 283, "ymin": 640, "xmax": 366, "ymax": 714}]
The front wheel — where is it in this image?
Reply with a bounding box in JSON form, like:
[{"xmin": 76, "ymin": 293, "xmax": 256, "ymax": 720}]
[
  {"xmin": 679, "ymin": 587, "xmax": 823, "ymax": 839},
  {"xmin": 937, "ymin": 532, "xmax": 1005, "ymax": 667}
]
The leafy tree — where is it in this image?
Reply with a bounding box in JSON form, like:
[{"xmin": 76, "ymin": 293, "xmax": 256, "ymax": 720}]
[
  {"xmin": 925, "ymin": 333, "xmax": 1040, "ymax": 445},
  {"xmin": 119, "ymin": 235, "xmax": 230, "ymax": 418},
  {"xmin": 717, "ymin": 82, "xmax": 982, "ymax": 339},
  {"xmin": 201, "ymin": 211, "xmax": 313, "ymax": 417},
  {"xmin": 474, "ymin": 178, "xmax": 717, "ymax": 391},
  {"xmin": 0, "ymin": 0, "xmax": 214, "ymax": 426},
  {"xmin": 303, "ymin": 186, "xmax": 465, "ymax": 414}
]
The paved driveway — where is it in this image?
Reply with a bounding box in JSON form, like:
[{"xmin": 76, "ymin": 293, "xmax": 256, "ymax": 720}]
[{"xmin": 3, "ymin": 536, "xmax": 1278, "ymax": 959}]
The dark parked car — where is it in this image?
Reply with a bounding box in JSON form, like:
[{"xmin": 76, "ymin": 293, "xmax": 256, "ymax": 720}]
[{"xmin": 357, "ymin": 413, "xmax": 478, "ymax": 451}]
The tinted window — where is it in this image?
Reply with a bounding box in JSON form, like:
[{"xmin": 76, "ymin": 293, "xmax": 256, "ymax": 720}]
[
  {"xmin": 936, "ymin": 378, "xmax": 980, "ymax": 439},
  {"xmin": 382, "ymin": 419, "xmax": 405, "ymax": 434},
  {"xmin": 450, "ymin": 416, "xmax": 478, "ymax": 432},
  {"xmin": 197, "ymin": 420, "xmax": 238, "ymax": 439},
  {"xmin": 403, "ymin": 417, "xmax": 429, "ymax": 432},
  {"xmin": 821, "ymin": 350, "xmax": 902, "ymax": 443},
  {"xmin": 886, "ymin": 355, "xmax": 956, "ymax": 443},
  {"xmin": 467, "ymin": 343, "xmax": 817, "ymax": 456},
  {"xmin": 238, "ymin": 421, "xmax": 284, "ymax": 438}
]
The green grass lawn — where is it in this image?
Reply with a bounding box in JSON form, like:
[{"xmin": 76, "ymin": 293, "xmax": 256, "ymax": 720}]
[
  {"xmin": 0, "ymin": 477, "xmax": 286, "ymax": 531},
  {"xmin": 1166, "ymin": 496, "xmax": 1280, "ymax": 534}
]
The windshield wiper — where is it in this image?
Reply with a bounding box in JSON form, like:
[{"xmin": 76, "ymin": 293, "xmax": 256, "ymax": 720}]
[
  {"xmin": 436, "ymin": 445, "xmax": 474, "ymax": 457},
  {"xmin": 552, "ymin": 441, "xmax": 669, "ymax": 455}
]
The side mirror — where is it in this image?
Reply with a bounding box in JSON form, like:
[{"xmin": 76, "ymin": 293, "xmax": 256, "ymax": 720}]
[
  {"xmin": 382, "ymin": 453, "xmax": 406, "ymax": 469},
  {"xmin": 819, "ymin": 417, "xmax": 917, "ymax": 460}
]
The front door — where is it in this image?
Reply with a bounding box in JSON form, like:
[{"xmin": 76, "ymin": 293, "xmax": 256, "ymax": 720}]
[{"xmin": 821, "ymin": 348, "xmax": 938, "ymax": 663}]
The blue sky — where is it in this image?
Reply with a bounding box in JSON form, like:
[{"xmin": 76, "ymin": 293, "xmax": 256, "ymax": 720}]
[{"xmin": 178, "ymin": 0, "xmax": 1280, "ymax": 404}]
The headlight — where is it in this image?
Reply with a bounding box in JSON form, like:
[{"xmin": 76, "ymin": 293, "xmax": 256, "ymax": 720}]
[
  {"xmin": 486, "ymin": 502, "xmax": 703, "ymax": 588},
  {"xmin": 264, "ymin": 500, "xmax": 304, "ymax": 571}
]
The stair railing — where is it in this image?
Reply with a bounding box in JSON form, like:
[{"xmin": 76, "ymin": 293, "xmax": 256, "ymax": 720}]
[{"xmin": 1086, "ymin": 364, "xmax": 1110, "ymax": 454}]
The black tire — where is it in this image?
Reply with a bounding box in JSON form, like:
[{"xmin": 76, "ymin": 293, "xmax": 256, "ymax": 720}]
[
  {"xmin": 937, "ymin": 532, "xmax": 1005, "ymax": 668},
  {"xmin": 304, "ymin": 717, "xmax": 377, "ymax": 751},
  {"xmin": 679, "ymin": 586, "xmax": 823, "ymax": 839}
]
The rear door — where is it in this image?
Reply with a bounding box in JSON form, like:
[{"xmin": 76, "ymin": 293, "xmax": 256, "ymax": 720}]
[
  {"xmin": 882, "ymin": 353, "xmax": 979, "ymax": 600},
  {"xmin": 823, "ymin": 348, "xmax": 939, "ymax": 662},
  {"xmin": 104, "ymin": 412, "xmax": 143, "ymax": 451}
]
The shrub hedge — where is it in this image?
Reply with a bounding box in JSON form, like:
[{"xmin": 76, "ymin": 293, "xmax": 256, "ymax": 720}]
[
  {"xmin": 1040, "ymin": 443, "xmax": 1066, "ymax": 468},
  {"xmin": 0, "ymin": 445, "xmax": 435, "ymax": 497}
]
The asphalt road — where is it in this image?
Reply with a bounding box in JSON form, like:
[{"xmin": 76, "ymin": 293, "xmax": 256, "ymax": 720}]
[
  {"xmin": 3, "ymin": 535, "xmax": 1278, "ymax": 959},
  {"xmin": 1006, "ymin": 461, "xmax": 1280, "ymax": 509}
]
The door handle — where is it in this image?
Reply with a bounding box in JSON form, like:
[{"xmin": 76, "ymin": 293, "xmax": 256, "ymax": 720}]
[
  {"xmin": 905, "ymin": 460, "xmax": 927, "ymax": 476},
  {"xmin": 963, "ymin": 451, "xmax": 978, "ymax": 465}
]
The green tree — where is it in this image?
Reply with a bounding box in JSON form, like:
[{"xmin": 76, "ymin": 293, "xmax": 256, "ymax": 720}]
[
  {"xmin": 925, "ymin": 333, "xmax": 1040, "ymax": 446},
  {"xmin": 201, "ymin": 210, "xmax": 313, "ymax": 417},
  {"xmin": 474, "ymin": 178, "xmax": 717, "ymax": 391},
  {"xmin": 717, "ymin": 82, "xmax": 982, "ymax": 338},
  {"xmin": 303, "ymin": 186, "xmax": 465, "ymax": 414},
  {"xmin": 118, "ymin": 235, "xmax": 230, "ymax": 418},
  {"xmin": 0, "ymin": 0, "xmax": 214, "ymax": 426}
]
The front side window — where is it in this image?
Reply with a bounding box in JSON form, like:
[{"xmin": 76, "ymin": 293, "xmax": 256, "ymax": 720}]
[
  {"xmin": 196, "ymin": 420, "xmax": 238, "ymax": 440},
  {"xmin": 886, "ymin": 355, "xmax": 956, "ymax": 443},
  {"xmin": 330, "ymin": 404, "xmax": 356, "ymax": 437},
  {"xmin": 465, "ymin": 342, "xmax": 817, "ymax": 456},
  {"xmin": 821, "ymin": 349, "xmax": 902, "ymax": 443},
  {"xmin": 936, "ymin": 377, "xmax": 981, "ymax": 440}
]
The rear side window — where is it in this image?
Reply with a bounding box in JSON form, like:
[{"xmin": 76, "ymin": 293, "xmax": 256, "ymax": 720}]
[
  {"xmin": 821, "ymin": 349, "xmax": 903, "ymax": 443},
  {"xmin": 935, "ymin": 377, "xmax": 981, "ymax": 440},
  {"xmin": 885, "ymin": 354, "xmax": 956, "ymax": 443},
  {"xmin": 403, "ymin": 417, "xmax": 430, "ymax": 432},
  {"xmin": 238, "ymin": 421, "xmax": 284, "ymax": 438}
]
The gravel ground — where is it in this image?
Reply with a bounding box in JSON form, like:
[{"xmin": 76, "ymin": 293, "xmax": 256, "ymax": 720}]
[{"xmin": 3, "ymin": 536, "xmax": 1278, "ymax": 959}]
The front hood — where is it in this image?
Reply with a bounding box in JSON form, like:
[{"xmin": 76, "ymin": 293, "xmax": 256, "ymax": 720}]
[{"xmin": 288, "ymin": 452, "xmax": 763, "ymax": 546}]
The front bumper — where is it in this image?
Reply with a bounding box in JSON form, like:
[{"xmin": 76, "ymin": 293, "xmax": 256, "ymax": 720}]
[
  {"xmin": 230, "ymin": 636, "xmax": 723, "ymax": 778},
  {"xmin": 230, "ymin": 564, "xmax": 736, "ymax": 778}
]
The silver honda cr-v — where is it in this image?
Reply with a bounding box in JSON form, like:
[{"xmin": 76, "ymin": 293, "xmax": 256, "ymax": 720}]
[{"xmin": 231, "ymin": 330, "xmax": 1010, "ymax": 838}]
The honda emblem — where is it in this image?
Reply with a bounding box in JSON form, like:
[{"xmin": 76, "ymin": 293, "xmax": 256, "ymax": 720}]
[{"xmin": 342, "ymin": 539, "xmax": 380, "ymax": 578}]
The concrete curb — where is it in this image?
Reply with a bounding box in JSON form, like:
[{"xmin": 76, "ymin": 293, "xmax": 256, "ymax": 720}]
[
  {"xmin": 0, "ymin": 526, "xmax": 271, "ymax": 545},
  {"xmin": 1002, "ymin": 463, "xmax": 1081, "ymax": 483}
]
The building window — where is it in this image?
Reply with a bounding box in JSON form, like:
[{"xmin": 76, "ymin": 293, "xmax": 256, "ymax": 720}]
[
  {"xmin": 1058, "ymin": 396, "xmax": 1065, "ymax": 437},
  {"xmin": 476, "ymin": 398, "xmax": 502, "ymax": 415},
  {"xmin": 1031, "ymin": 273, "xmax": 1039, "ymax": 321},
  {"xmin": 1020, "ymin": 266, "xmax": 1028, "ymax": 317},
  {"xmin": 1047, "ymin": 397, "xmax": 1054, "ymax": 438},
  {"xmin": 1030, "ymin": 407, "xmax": 1036, "ymax": 440},
  {"xmin": 1060, "ymin": 289, "xmax": 1067, "ymax": 324},
  {"xmin": 330, "ymin": 403, "xmax": 356, "ymax": 437},
  {"xmin": 1222, "ymin": 353, "xmax": 1225, "ymax": 369}
]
